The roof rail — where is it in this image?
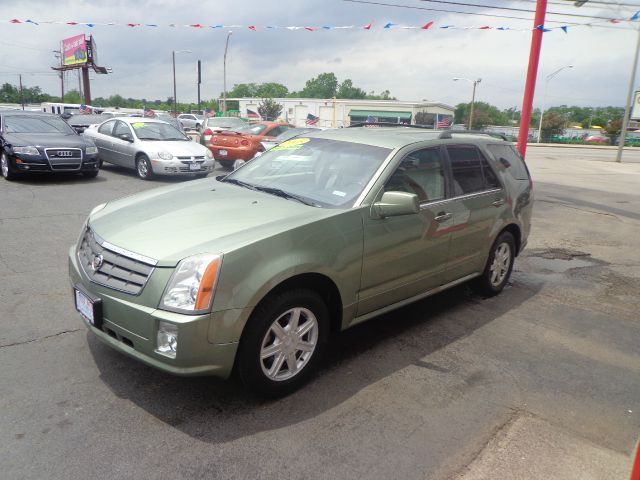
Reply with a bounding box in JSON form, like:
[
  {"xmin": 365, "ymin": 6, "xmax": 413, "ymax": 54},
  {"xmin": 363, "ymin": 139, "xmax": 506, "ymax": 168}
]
[
  {"xmin": 347, "ymin": 121, "xmax": 434, "ymax": 129},
  {"xmin": 438, "ymin": 130, "xmax": 508, "ymax": 141}
]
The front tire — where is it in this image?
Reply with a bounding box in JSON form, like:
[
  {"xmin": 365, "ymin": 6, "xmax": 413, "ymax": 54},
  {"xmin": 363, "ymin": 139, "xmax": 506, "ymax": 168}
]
[
  {"xmin": 1, "ymin": 152, "xmax": 17, "ymax": 181},
  {"xmin": 236, "ymin": 289, "xmax": 329, "ymax": 397},
  {"xmin": 136, "ymin": 154, "xmax": 154, "ymax": 180},
  {"xmin": 471, "ymin": 231, "xmax": 515, "ymax": 297}
]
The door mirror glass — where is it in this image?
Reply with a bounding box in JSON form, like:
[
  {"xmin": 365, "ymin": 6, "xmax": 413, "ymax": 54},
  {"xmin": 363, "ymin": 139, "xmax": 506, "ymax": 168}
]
[{"xmin": 373, "ymin": 191, "xmax": 420, "ymax": 218}]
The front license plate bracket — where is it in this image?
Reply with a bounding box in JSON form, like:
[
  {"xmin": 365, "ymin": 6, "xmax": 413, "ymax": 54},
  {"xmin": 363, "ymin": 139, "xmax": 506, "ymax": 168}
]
[{"xmin": 74, "ymin": 285, "xmax": 103, "ymax": 329}]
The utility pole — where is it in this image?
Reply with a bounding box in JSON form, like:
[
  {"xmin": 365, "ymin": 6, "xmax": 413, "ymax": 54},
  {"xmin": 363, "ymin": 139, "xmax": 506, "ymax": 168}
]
[
  {"xmin": 197, "ymin": 60, "xmax": 201, "ymax": 113},
  {"xmin": 616, "ymin": 25, "xmax": 640, "ymax": 163},
  {"xmin": 223, "ymin": 32, "xmax": 232, "ymax": 115},
  {"xmin": 19, "ymin": 74, "xmax": 24, "ymax": 110}
]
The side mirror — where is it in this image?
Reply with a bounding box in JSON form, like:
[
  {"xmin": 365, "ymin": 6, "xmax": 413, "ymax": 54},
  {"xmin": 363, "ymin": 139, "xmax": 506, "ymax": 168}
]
[
  {"xmin": 373, "ymin": 191, "xmax": 420, "ymax": 218},
  {"xmin": 119, "ymin": 133, "xmax": 133, "ymax": 142}
]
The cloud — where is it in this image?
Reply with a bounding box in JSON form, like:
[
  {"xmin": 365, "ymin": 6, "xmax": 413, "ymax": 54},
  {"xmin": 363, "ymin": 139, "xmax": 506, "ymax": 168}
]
[{"xmin": 0, "ymin": 0, "xmax": 636, "ymax": 109}]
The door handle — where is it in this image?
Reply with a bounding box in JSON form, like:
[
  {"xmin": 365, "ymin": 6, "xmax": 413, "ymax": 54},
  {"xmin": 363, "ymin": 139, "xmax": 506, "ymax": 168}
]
[
  {"xmin": 434, "ymin": 212, "xmax": 452, "ymax": 222},
  {"xmin": 492, "ymin": 199, "xmax": 505, "ymax": 207}
]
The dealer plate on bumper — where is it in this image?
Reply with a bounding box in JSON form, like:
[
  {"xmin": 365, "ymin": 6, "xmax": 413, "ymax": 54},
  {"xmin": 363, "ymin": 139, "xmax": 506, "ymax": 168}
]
[
  {"xmin": 74, "ymin": 285, "xmax": 103, "ymax": 329},
  {"xmin": 218, "ymin": 149, "xmax": 228, "ymax": 156}
]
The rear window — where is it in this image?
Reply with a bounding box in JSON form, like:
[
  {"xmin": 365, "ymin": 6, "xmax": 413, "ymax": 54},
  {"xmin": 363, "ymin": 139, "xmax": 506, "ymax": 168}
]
[
  {"xmin": 447, "ymin": 145, "xmax": 501, "ymax": 195},
  {"xmin": 486, "ymin": 144, "xmax": 531, "ymax": 181}
]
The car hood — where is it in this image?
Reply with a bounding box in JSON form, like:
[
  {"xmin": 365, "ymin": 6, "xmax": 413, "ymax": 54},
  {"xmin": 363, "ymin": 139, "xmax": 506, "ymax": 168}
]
[
  {"xmin": 140, "ymin": 139, "xmax": 209, "ymax": 156},
  {"xmin": 89, "ymin": 178, "xmax": 339, "ymax": 266},
  {"xmin": 3, "ymin": 132, "xmax": 91, "ymax": 148}
]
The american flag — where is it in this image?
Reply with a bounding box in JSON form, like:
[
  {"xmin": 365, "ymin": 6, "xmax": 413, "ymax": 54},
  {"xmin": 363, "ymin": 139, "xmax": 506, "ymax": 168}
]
[
  {"xmin": 247, "ymin": 109, "xmax": 261, "ymax": 120},
  {"xmin": 143, "ymin": 107, "xmax": 156, "ymax": 118},
  {"xmin": 306, "ymin": 113, "xmax": 319, "ymax": 126},
  {"xmin": 436, "ymin": 114, "xmax": 450, "ymax": 129},
  {"xmin": 79, "ymin": 104, "xmax": 92, "ymax": 114},
  {"xmin": 205, "ymin": 108, "xmax": 215, "ymax": 118}
]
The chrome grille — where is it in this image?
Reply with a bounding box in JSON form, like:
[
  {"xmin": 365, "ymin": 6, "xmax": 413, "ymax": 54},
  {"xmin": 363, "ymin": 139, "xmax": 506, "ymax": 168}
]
[
  {"xmin": 45, "ymin": 148, "xmax": 83, "ymax": 170},
  {"xmin": 176, "ymin": 155, "xmax": 206, "ymax": 160},
  {"xmin": 77, "ymin": 227, "xmax": 156, "ymax": 295}
]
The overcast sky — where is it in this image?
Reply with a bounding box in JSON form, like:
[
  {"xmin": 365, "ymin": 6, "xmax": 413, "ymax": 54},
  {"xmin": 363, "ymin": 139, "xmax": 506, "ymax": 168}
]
[{"xmin": 1, "ymin": 0, "xmax": 639, "ymax": 109}]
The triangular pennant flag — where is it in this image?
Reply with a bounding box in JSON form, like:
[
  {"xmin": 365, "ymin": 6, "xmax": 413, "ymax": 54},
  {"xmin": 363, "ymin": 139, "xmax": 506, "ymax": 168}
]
[
  {"xmin": 127, "ymin": 23, "xmax": 140, "ymax": 27},
  {"xmin": 25, "ymin": 19, "xmax": 39, "ymax": 25},
  {"xmin": 497, "ymin": 27, "xmax": 508, "ymax": 30},
  {"xmin": 145, "ymin": 24, "xmax": 158, "ymax": 27},
  {"xmin": 440, "ymin": 25, "xmax": 452, "ymax": 29},
  {"xmin": 632, "ymin": 11, "xmax": 640, "ymax": 21},
  {"xmin": 561, "ymin": 25, "xmax": 568, "ymax": 33},
  {"xmin": 10, "ymin": 19, "xmax": 22, "ymax": 23},
  {"xmin": 479, "ymin": 26, "xmax": 491, "ymax": 30},
  {"xmin": 384, "ymin": 22, "xmax": 394, "ymax": 29},
  {"xmin": 322, "ymin": 26, "xmax": 333, "ymax": 30},
  {"xmin": 248, "ymin": 25, "xmax": 257, "ymax": 31},
  {"xmin": 421, "ymin": 21, "xmax": 433, "ymax": 30},
  {"xmin": 67, "ymin": 22, "xmax": 78, "ymax": 25},
  {"xmin": 536, "ymin": 24, "xmax": 551, "ymax": 32},
  {"xmin": 363, "ymin": 23, "xmax": 372, "ymax": 30},
  {"xmin": 305, "ymin": 27, "xmax": 317, "ymax": 31},
  {"xmin": 86, "ymin": 23, "xmax": 95, "ymax": 27},
  {"xmin": 190, "ymin": 24, "xmax": 203, "ymax": 28}
]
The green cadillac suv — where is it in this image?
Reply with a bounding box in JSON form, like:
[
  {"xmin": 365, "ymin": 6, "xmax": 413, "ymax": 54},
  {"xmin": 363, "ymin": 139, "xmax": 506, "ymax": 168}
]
[{"xmin": 69, "ymin": 126, "xmax": 533, "ymax": 396}]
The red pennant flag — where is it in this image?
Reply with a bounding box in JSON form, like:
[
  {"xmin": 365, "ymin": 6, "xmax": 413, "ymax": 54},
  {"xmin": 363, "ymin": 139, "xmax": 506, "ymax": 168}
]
[
  {"xmin": 127, "ymin": 23, "xmax": 141, "ymax": 27},
  {"xmin": 190, "ymin": 23, "xmax": 203, "ymax": 28},
  {"xmin": 479, "ymin": 26, "xmax": 491, "ymax": 29},
  {"xmin": 305, "ymin": 27, "xmax": 317, "ymax": 31},
  {"xmin": 421, "ymin": 22, "xmax": 433, "ymax": 29},
  {"xmin": 67, "ymin": 22, "xmax": 78, "ymax": 25},
  {"xmin": 10, "ymin": 19, "xmax": 22, "ymax": 23},
  {"xmin": 363, "ymin": 23, "xmax": 372, "ymax": 30},
  {"xmin": 248, "ymin": 25, "xmax": 256, "ymax": 31},
  {"xmin": 609, "ymin": 19, "xmax": 621, "ymax": 24}
]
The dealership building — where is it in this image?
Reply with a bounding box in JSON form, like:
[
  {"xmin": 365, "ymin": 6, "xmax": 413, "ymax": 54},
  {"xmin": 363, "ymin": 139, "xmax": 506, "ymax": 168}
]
[{"xmin": 231, "ymin": 98, "xmax": 455, "ymax": 128}]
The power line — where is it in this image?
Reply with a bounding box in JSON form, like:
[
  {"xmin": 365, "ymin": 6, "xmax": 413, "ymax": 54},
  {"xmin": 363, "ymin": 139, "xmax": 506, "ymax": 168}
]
[
  {"xmin": 417, "ymin": 0, "xmax": 635, "ymax": 21},
  {"xmin": 343, "ymin": 0, "xmax": 636, "ymax": 27}
]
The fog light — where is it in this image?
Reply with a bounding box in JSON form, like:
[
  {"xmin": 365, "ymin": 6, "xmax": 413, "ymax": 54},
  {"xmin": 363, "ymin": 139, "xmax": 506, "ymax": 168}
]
[{"xmin": 156, "ymin": 321, "xmax": 178, "ymax": 358}]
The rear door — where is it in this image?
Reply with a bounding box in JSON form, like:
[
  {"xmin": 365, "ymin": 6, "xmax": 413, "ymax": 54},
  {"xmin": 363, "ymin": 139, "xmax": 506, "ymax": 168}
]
[
  {"xmin": 359, "ymin": 146, "xmax": 452, "ymax": 316},
  {"xmin": 443, "ymin": 144, "xmax": 506, "ymax": 282},
  {"xmin": 93, "ymin": 120, "xmax": 116, "ymax": 163}
]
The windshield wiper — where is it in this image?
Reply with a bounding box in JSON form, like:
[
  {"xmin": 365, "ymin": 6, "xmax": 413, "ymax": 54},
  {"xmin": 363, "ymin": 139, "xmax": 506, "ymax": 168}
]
[
  {"xmin": 222, "ymin": 178, "xmax": 259, "ymax": 191},
  {"xmin": 251, "ymin": 185, "xmax": 319, "ymax": 207}
]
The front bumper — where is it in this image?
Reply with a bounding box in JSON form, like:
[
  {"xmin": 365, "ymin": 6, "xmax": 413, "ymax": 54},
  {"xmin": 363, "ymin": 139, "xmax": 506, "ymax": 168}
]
[
  {"xmin": 69, "ymin": 246, "xmax": 239, "ymax": 378},
  {"xmin": 12, "ymin": 153, "xmax": 99, "ymax": 174},
  {"xmin": 150, "ymin": 158, "xmax": 215, "ymax": 176}
]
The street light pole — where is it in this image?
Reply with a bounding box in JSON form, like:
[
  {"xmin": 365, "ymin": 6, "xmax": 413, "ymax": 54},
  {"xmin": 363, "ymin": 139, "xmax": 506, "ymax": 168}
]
[
  {"xmin": 223, "ymin": 32, "xmax": 233, "ymax": 115},
  {"xmin": 536, "ymin": 65, "xmax": 573, "ymax": 143},
  {"xmin": 172, "ymin": 49, "xmax": 192, "ymax": 116},
  {"xmin": 616, "ymin": 25, "xmax": 640, "ymax": 163},
  {"xmin": 453, "ymin": 77, "xmax": 481, "ymax": 129}
]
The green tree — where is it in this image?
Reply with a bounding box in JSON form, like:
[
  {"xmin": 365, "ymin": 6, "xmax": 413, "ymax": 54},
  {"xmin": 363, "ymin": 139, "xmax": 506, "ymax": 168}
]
[
  {"xmin": 257, "ymin": 98, "xmax": 283, "ymax": 121},
  {"xmin": 336, "ymin": 79, "xmax": 366, "ymax": 99},
  {"xmin": 540, "ymin": 111, "xmax": 566, "ymax": 142},
  {"xmin": 300, "ymin": 72, "xmax": 338, "ymax": 98},
  {"xmin": 63, "ymin": 90, "xmax": 82, "ymax": 104},
  {"xmin": 455, "ymin": 102, "xmax": 508, "ymax": 128},
  {"xmin": 603, "ymin": 118, "xmax": 622, "ymax": 144},
  {"xmin": 256, "ymin": 83, "xmax": 288, "ymax": 98}
]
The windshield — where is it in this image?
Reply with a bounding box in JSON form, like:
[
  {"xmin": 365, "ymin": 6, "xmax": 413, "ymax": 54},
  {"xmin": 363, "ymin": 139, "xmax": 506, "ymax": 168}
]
[
  {"xmin": 233, "ymin": 123, "xmax": 268, "ymax": 135},
  {"xmin": 130, "ymin": 121, "xmax": 188, "ymax": 141},
  {"xmin": 4, "ymin": 115, "xmax": 77, "ymax": 135},
  {"xmin": 274, "ymin": 128, "xmax": 314, "ymax": 142},
  {"xmin": 225, "ymin": 137, "xmax": 391, "ymax": 208}
]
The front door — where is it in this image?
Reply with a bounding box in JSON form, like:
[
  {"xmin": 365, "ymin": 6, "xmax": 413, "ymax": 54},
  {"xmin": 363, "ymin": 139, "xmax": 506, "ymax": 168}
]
[
  {"xmin": 111, "ymin": 121, "xmax": 136, "ymax": 168},
  {"xmin": 358, "ymin": 147, "xmax": 453, "ymax": 316}
]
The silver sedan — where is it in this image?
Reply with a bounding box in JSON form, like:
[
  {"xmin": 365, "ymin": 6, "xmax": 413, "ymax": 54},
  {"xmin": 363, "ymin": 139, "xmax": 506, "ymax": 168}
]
[{"xmin": 83, "ymin": 117, "xmax": 215, "ymax": 180}]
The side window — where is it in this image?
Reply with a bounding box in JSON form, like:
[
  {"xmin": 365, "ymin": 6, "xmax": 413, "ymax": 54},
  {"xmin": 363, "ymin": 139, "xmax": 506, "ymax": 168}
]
[
  {"xmin": 113, "ymin": 121, "xmax": 131, "ymax": 138},
  {"xmin": 485, "ymin": 144, "xmax": 531, "ymax": 181},
  {"xmin": 385, "ymin": 147, "xmax": 446, "ymax": 203},
  {"xmin": 447, "ymin": 145, "xmax": 499, "ymax": 195},
  {"xmin": 98, "ymin": 120, "xmax": 115, "ymax": 136},
  {"xmin": 265, "ymin": 126, "xmax": 282, "ymax": 137}
]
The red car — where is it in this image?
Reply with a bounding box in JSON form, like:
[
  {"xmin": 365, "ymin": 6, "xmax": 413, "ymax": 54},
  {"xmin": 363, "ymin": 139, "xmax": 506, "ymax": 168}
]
[
  {"xmin": 209, "ymin": 121, "xmax": 294, "ymax": 169},
  {"xmin": 584, "ymin": 135, "xmax": 609, "ymax": 145}
]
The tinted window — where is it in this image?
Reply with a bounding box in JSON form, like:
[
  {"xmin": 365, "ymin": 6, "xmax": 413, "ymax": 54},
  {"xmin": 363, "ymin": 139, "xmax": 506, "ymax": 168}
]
[
  {"xmin": 3, "ymin": 115, "xmax": 76, "ymax": 135},
  {"xmin": 447, "ymin": 145, "xmax": 500, "ymax": 195},
  {"xmin": 486, "ymin": 144, "xmax": 531, "ymax": 181},
  {"xmin": 385, "ymin": 148, "xmax": 445, "ymax": 203},
  {"xmin": 113, "ymin": 121, "xmax": 131, "ymax": 138},
  {"xmin": 98, "ymin": 120, "xmax": 115, "ymax": 136}
]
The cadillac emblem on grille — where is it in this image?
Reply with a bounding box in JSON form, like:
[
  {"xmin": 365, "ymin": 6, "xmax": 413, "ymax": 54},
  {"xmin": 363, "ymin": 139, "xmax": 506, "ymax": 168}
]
[{"xmin": 91, "ymin": 254, "xmax": 104, "ymax": 271}]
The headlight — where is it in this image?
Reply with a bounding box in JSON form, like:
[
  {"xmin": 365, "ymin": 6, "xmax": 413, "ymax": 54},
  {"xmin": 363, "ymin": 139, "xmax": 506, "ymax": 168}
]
[
  {"xmin": 205, "ymin": 149, "xmax": 213, "ymax": 159},
  {"xmin": 156, "ymin": 321, "xmax": 178, "ymax": 358},
  {"xmin": 158, "ymin": 151, "xmax": 173, "ymax": 161},
  {"xmin": 160, "ymin": 253, "xmax": 222, "ymax": 313},
  {"xmin": 13, "ymin": 146, "xmax": 39, "ymax": 156},
  {"xmin": 86, "ymin": 146, "xmax": 98, "ymax": 155},
  {"xmin": 89, "ymin": 203, "xmax": 107, "ymax": 216}
]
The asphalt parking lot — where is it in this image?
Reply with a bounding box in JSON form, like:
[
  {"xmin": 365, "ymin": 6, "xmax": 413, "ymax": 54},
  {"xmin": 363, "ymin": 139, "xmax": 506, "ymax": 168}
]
[{"xmin": 1, "ymin": 146, "xmax": 639, "ymax": 479}]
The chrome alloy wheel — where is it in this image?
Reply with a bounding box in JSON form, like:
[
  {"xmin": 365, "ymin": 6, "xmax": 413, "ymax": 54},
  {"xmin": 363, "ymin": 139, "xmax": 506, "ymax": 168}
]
[
  {"xmin": 1, "ymin": 154, "xmax": 8, "ymax": 178},
  {"xmin": 260, "ymin": 307, "xmax": 319, "ymax": 382},
  {"xmin": 489, "ymin": 242, "xmax": 512, "ymax": 287},
  {"xmin": 137, "ymin": 158, "xmax": 149, "ymax": 178}
]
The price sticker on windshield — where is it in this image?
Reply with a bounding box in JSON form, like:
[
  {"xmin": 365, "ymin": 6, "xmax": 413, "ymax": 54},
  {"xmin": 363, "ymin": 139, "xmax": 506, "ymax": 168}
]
[
  {"xmin": 272, "ymin": 138, "xmax": 310, "ymax": 151},
  {"xmin": 132, "ymin": 122, "xmax": 146, "ymax": 129}
]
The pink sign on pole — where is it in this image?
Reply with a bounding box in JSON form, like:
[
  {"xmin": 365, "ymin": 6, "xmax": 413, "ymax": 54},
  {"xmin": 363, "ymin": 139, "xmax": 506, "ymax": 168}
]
[{"xmin": 62, "ymin": 34, "xmax": 87, "ymax": 66}]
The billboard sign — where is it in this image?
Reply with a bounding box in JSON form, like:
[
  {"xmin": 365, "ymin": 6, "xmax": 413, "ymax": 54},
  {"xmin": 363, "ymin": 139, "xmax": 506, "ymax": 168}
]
[
  {"xmin": 62, "ymin": 34, "xmax": 87, "ymax": 66},
  {"xmin": 632, "ymin": 91, "xmax": 640, "ymax": 121}
]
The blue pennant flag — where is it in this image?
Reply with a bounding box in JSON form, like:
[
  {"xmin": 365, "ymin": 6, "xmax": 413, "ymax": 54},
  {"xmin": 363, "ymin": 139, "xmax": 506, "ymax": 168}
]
[
  {"xmin": 536, "ymin": 24, "xmax": 551, "ymax": 32},
  {"xmin": 561, "ymin": 26, "xmax": 568, "ymax": 33},
  {"xmin": 384, "ymin": 22, "xmax": 394, "ymax": 29},
  {"xmin": 632, "ymin": 11, "xmax": 640, "ymax": 21}
]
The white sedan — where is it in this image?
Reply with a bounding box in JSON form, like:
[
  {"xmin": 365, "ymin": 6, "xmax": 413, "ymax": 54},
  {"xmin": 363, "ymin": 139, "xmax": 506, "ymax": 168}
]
[{"xmin": 83, "ymin": 117, "xmax": 215, "ymax": 180}]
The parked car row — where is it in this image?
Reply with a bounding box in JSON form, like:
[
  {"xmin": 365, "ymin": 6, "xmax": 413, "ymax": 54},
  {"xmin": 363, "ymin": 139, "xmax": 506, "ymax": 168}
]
[{"xmin": 0, "ymin": 110, "xmax": 213, "ymax": 181}]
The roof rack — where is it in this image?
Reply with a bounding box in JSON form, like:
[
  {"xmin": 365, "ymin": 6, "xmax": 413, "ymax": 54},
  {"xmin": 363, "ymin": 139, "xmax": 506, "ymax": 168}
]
[
  {"xmin": 438, "ymin": 130, "xmax": 508, "ymax": 141},
  {"xmin": 347, "ymin": 121, "xmax": 434, "ymax": 129}
]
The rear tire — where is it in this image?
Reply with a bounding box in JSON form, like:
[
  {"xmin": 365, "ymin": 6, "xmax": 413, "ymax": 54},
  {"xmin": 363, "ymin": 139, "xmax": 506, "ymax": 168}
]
[
  {"xmin": 236, "ymin": 289, "xmax": 329, "ymax": 398},
  {"xmin": 471, "ymin": 231, "xmax": 515, "ymax": 297},
  {"xmin": 1, "ymin": 152, "xmax": 17, "ymax": 181},
  {"xmin": 136, "ymin": 154, "xmax": 154, "ymax": 180}
]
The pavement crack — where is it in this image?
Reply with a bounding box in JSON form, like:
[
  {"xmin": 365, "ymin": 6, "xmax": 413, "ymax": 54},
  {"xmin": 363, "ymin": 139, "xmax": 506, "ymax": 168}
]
[
  {"xmin": 537, "ymin": 199, "xmax": 619, "ymax": 219},
  {"xmin": 0, "ymin": 328, "xmax": 83, "ymax": 349}
]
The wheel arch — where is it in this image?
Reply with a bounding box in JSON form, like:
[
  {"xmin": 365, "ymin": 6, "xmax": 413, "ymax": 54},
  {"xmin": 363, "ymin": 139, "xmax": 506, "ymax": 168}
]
[{"xmin": 501, "ymin": 223, "xmax": 522, "ymax": 256}]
